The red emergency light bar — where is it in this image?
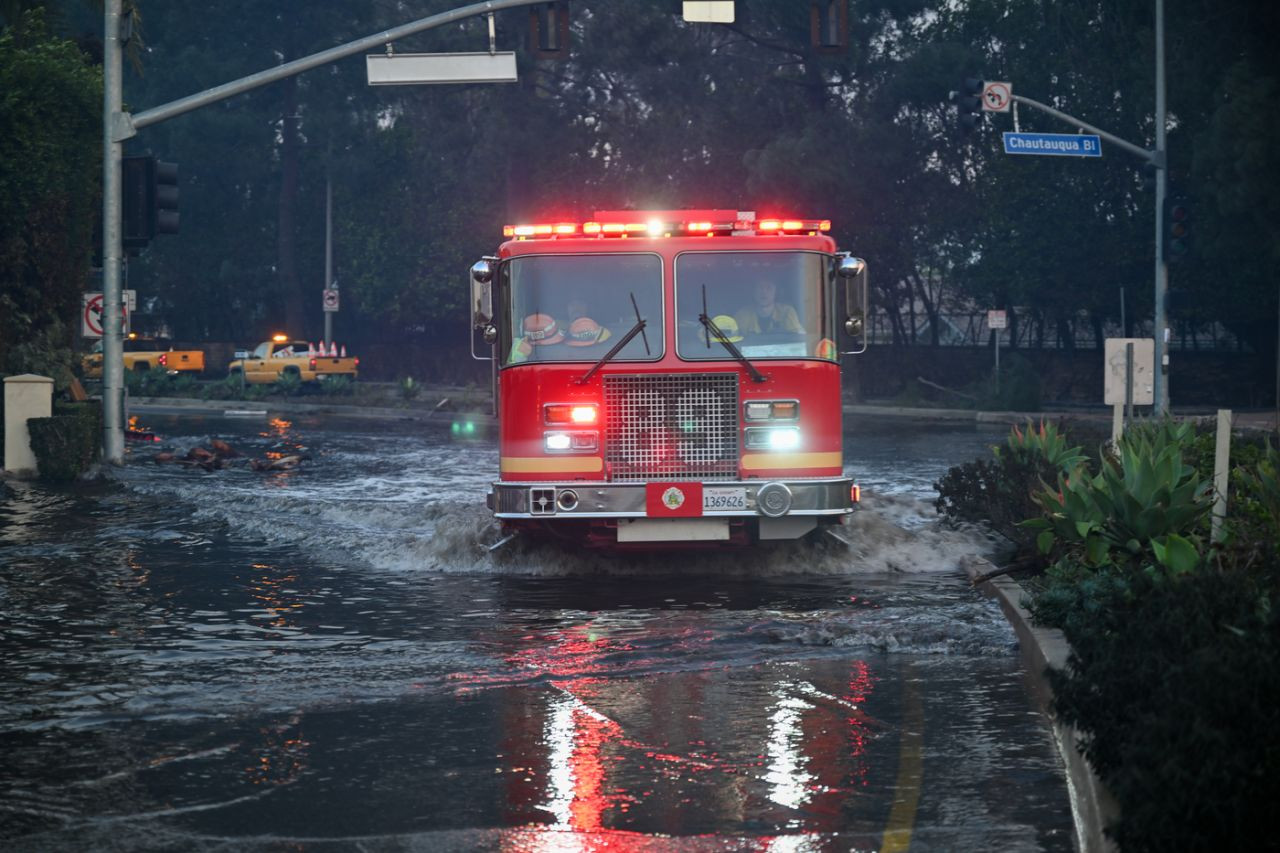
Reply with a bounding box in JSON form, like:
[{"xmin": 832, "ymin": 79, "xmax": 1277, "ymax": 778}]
[{"xmin": 502, "ymin": 211, "xmax": 831, "ymax": 240}]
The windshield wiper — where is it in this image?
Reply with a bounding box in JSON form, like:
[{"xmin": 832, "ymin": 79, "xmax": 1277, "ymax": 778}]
[
  {"xmin": 700, "ymin": 285, "xmax": 766, "ymax": 383},
  {"xmin": 576, "ymin": 293, "xmax": 650, "ymax": 385}
]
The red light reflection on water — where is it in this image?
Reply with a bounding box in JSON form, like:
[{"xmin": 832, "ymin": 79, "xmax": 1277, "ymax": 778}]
[{"xmin": 469, "ymin": 621, "xmax": 881, "ymax": 846}]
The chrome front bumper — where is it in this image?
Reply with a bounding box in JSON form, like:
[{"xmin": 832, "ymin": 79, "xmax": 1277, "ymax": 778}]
[{"xmin": 487, "ymin": 478, "xmax": 854, "ymax": 520}]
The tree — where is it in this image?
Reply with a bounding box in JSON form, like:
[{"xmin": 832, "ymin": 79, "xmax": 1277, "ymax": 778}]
[{"xmin": 0, "ymin": 9, "xmax": 101, "ymax": 381}]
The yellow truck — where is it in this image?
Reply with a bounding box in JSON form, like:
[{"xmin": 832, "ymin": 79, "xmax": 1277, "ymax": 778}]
[
  {"xmin": 82, "ymin": 335, "xmax": 206, "ymax": 378},
  {"xmin": 228, "ymin": 335, "xmax": 359, "ymax": 384}
]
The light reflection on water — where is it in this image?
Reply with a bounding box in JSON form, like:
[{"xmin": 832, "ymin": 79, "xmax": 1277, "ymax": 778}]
[{"xmin": 0, "ymin": 414, "xmax": 1071, "ymax": 850}]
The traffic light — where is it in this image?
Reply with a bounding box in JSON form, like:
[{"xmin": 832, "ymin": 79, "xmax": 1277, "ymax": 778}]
[
  {"xmin": 529, "ymin": 2, "xmax": 569, "ymax": 60},
  {"xmin": 121, "ymin": 156, "xmax": 151, "ymax": 248},
  {"xmin": 810, "ymin": 0, "xmax": 848, "ymax": 54},
  {"xmin": 153, "ymin": 159, "xmax": 180, "ymax": 237},
  {"xmin": 120, "ymin": 155, "xmax": 180, "ymax": 249},
  {"xmin": 1140, "ymin": 161, "xmax": 1157, "ymax": 192},
  {"xmin": 1164, "ymin": 196, "xmax": 1190, "ymax": 262},
  {"xmin": 957, "ymin": 77, "xmax": 983, "ymax": 133}
]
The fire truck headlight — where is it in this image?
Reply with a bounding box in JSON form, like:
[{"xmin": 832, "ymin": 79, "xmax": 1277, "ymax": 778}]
[
  {"xmin": 544, "ymin": 431, "xmax": 598, "ymax": 453},
  {"xmin": 745, "ymin": 427, "xmax": 801, "ymax": 451},
  {"xmin": 768, "ymin": 428, "xmax": 801, "ymax": 450}
]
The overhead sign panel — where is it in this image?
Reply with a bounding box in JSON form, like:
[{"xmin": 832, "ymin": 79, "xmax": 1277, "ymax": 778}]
[
  {"xmin": 366, "ymin": 52, "xmax": 517, "ymax": 86},
  {"xmin": 683, "ymin": 1, "xmax": 735, "ymax": 22},
  {"xmin": 1003, "ymin": 132, "xmax": 1102, "ymax": 157}
]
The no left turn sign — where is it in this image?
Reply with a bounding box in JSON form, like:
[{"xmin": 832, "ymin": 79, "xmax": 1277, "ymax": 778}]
[
  {"xmin": 81, "ymin": 292, "xmax": 129, "ymax": 338},
  {"xmin": 983, "ymin": 81, "xmax": 1012, "ymax": 112}
]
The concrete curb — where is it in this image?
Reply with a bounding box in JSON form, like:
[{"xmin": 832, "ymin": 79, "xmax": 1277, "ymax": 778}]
[{"xmin": 961, "ymin": 556, "xmax": 1119, "ymax": 853}]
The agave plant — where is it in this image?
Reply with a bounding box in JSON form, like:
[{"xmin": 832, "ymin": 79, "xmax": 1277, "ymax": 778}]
[
  {"xmin": 1026, "ymin": 423, "xmax": 1211, "ymax": 576},
  {"xmin": 995, "ymin": 420, "xmax": 1088, "ymax": 474}
]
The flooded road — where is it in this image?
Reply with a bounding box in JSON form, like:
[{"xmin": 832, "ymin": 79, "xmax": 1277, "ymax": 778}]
[{"xmin": 0, "ymin": 414, "xmax": 1074, "ymax": 851}]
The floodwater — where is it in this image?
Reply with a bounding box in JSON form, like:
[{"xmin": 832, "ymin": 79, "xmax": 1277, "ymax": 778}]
[{"xmin": 0, "ymin": 413, "xmax": 1074, "ymax": 851}]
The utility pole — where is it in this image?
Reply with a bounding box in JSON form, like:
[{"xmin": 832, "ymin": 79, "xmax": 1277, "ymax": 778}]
[
  {"xmin": 1153, "ymin": 0, "xmax": 1169, "ymax": 415},
  {"xmin": 324, "ymin": 170, "xmax": 334, "ymax": 350},
  {"xmin": 962, "ymin": 1, "xmax": 1171, "ymax": 415},
  {"xmin": 100, "ymin": 0, "xmax": 552, "ymax": 461},
  {"xmin": 102, "ymin": 0, "xmax": 125, "ymax": 463}
]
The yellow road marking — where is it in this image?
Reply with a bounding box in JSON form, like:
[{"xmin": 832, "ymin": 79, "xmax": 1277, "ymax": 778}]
[{"xmin": 881, "ymin": 666, "xmax": 924, "ymax": 853}]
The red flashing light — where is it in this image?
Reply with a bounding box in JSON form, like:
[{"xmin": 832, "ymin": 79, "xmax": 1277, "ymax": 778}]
[
  {"xmin": 504, "ymin": 213, "xmax": 832, "ymax": 239},
  {"xmin": 309, "ymin": 358, "xmax": 317, "ymax": 369}
]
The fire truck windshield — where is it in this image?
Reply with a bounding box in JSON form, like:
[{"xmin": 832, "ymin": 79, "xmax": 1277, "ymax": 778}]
[
  {"xmin": 675, "ymin": 251, "xmax": 836, "ymax": 361},
  {"xmin": 501, "ymin": 253, "xmax": 664, "ymax": 366}
]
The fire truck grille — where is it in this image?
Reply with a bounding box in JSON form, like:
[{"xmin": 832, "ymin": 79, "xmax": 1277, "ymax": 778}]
[{"xmin": 604, "ymin": 374, "xmax": 739, "ymax": 481}]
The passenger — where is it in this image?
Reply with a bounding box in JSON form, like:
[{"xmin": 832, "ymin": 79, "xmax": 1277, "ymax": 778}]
[
  {"xmin": 509, "ymin": 312, "xmax": 565, "ymax": 363},
  {"xmin": 735, "ymin": 279, "xmax": 803, "ymax": 335},
  {"xmin": 564, "ymin": 316, "xmax": 613, "ymax": 348}
]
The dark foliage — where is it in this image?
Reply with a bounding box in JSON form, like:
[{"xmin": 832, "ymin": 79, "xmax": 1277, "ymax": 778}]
[
  {"xmin": 934, "ymin": 453, "xmax": 1055, "ymax": 550},
  {"xmin": 27, "ymin": 400, "xmax": 101, "ymax": 481},
  {"xmin": 1038, "ymin": 560, "xmax": 1280, "ymax": 852}
]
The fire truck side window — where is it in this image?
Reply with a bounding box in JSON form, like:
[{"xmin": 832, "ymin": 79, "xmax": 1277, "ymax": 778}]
[
  {"xmin": 674, "ymin": 251, "xmax": 835, "ymax": 360},
  {"xmin": 502, "ymin": 253, "xmax": 664, "ymax": 365}
]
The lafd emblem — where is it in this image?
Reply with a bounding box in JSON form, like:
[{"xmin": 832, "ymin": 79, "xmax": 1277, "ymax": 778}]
[{"xmin": 661, "ymin": 487, "xmax": 686, "ymax": 510}]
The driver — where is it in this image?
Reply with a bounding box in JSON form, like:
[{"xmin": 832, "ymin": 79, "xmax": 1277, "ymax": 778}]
[{"xmin": 735, "ymin": 278, "xmax": 803, "ymax": 335}]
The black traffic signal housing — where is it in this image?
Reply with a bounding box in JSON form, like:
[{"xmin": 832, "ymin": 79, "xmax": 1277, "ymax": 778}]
[
  {"xmin": 810, "ymin": 0, "xmax": 849, "ymax": 55},
  {"xmin": 529, "ymin": 2, "xmax": 569, "ymax": 60},
  {"xmin": 1164, "ymin": 196, "xmax": 1190, "ymax": 262},
  {"xmin": 1140, "ymin": 161, "xmax": 1157, "ymax": 192},
  {"xmin": 121, "ymin": 155, "xmax": 151, "ymax": 249},
  {"xmin": 957, "ymin": 77, "xmax": 983, "ymax": 133},
  {"xmin": 121, "ymin": 154, "xmax": 180, "ymax": 249}
]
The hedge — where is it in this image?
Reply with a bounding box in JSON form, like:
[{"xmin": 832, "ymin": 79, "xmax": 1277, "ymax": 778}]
[{"xmin": 26, "ymin": 400, "xmax": 101, "ymax": 481}]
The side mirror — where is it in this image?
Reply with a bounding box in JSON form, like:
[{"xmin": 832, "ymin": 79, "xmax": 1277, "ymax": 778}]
[
  {"xmin": 838, "ymin": 255, "xmax": 869, "ymax": 354},
  {"xmin": 470, "ymin": 261, "xmax": 494, "ymax": 330},
  {"xmin": 469, "ymin": 258, "xmax": 499, "ymax": 362},
  {"xmin": 837, "ymin": 256, "xmax": 865, "ymax": 279}
]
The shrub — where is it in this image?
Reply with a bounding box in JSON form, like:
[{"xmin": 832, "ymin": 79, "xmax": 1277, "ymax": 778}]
[
  {"xmin": 399, "ymin": 376, "xmax": 421, "ymax": 400},
  {"xmin": 984, "ymin": 352, "xmax": 1041, "ymax": 412},
  {"xmin": 27, "ymin": 400, "xmax": 100, "ymax": 481},
  {"xmin": 1043, "ymin": 558, "xmax": 1280, "ymax": 852},
  {"xmin": 319, "ymin": 375, "xmax": 354, "ymax": 396},
  {"xmin": 1024, "ymin": 419, "xmax": 1212, "ymax": 576},
  {"xmin": 935, "ymin": 420, "xmax": 1083, "ymax": 549},
  {"xmin": 272, "ymin": 371, "xmax": 303, "ymax": 396},
  {"xmin": 1030, "ymin": 427, "xmax": 1280, "ymax": 851}
]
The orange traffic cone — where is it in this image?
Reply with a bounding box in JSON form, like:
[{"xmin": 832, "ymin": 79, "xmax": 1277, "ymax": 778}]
[
  {"xmin": 330, "ymin": 342, "xmax": 338, "ymax": 357},
  {"xmin": 308, "ymin": 343, "xmax": 315, "ymax": 357},
  {"xmin": 340, "ymin": 345, "xmax": 347, "ymax": 357}
]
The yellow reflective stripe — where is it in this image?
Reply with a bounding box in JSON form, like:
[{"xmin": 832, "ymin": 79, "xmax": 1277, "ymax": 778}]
[
  {"xmin": 740, "ymin": 451, "xmax": 842, "ymax": 471},
  {"xmin": 500, "ymin": 456, "xmax": 602, "ymax": 474}
]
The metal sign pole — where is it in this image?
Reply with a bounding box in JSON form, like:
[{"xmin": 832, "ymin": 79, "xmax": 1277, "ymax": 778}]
[{"xmin": 102, "ymin": 0, "xmax": 125, "ymax": 464}]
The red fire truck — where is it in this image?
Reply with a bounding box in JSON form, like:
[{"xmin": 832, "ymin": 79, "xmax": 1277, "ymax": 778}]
[{"xmin": 471, "ymin": 209, "xmax": 869, "ymax": 547}]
